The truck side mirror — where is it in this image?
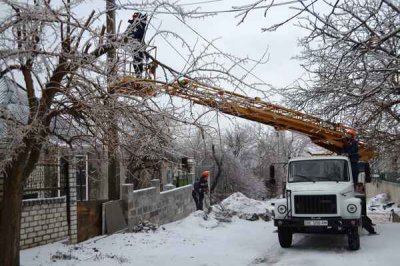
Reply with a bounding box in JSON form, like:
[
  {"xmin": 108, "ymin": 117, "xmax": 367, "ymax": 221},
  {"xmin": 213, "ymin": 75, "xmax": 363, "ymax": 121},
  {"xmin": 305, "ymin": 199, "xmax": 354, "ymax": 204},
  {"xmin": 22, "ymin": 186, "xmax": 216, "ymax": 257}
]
[
  {"xmin": 358, "ymin": 162, "xmax": 371, "ymax": 183},
  {"xmin": 270, "ymin": 165, "xmax": 275, "ymax": 179}
]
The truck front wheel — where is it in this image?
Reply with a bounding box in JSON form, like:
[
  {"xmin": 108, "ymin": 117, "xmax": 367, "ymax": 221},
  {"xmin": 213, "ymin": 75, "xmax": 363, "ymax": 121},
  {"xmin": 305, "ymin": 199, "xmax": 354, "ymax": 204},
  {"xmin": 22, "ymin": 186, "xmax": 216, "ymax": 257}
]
[
  {"xmin": 347, "ymin": 227, "xmax": 360, "ymax": 251},
  {"xmin": 278, "ymin": 227, "xmax": 293, "ymax": 248}
]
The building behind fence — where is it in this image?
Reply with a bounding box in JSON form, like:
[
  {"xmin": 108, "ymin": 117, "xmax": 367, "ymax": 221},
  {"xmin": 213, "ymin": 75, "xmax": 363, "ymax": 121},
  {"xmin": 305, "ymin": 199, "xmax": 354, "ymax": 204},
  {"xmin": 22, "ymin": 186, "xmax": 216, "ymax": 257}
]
[
  {"xmin": 367, "ymin": 174, "xmax": 400, "ymax": 203},
  {"xmin": 0, "ymin": 157, "xmax": 78, "ymax": 249}
]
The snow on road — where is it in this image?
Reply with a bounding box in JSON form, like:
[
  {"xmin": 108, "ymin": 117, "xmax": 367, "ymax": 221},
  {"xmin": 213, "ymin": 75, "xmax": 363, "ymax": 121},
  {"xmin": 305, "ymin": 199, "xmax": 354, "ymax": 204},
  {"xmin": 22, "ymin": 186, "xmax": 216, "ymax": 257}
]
[
  {"xmin": 21, "ymin": 193, "xmax": 400, "ymax": 266},
  {"xmin": 264, "ymin": 224, "xmax": 400, "ymax": 266}
]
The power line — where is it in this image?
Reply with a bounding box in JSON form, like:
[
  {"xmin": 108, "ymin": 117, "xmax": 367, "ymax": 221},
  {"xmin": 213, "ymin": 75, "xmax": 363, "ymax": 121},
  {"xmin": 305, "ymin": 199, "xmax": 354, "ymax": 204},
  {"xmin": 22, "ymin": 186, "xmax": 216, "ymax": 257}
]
[
  {"xmin": 183, "ymin": 0, "xmax": 308, "ymax": 15},
  {"xmin": 148, "ymin": 22, "xmax": 191, "ymax": 67},
  {"xmin": 178, "ymin": 0, "xmax": 223, "ymax": 7},
  {"xmin": 166, "ymin": 6, "xmax": 273, "ymax": 87},
  {"xmin": 146, "ymin": 0, "xmax": 305, "ymax": 89},
  {"xmin": 137, "ymin": 0, "xmax": 309, "ymax": 15}
]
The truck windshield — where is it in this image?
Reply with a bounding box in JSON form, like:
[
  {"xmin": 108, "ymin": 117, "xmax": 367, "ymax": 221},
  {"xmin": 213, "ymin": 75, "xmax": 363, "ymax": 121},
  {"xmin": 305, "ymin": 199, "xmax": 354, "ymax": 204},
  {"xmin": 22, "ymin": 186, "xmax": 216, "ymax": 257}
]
[{"xmin": 288, "ymin": 159, "xmax": 350, "ymax": 183}]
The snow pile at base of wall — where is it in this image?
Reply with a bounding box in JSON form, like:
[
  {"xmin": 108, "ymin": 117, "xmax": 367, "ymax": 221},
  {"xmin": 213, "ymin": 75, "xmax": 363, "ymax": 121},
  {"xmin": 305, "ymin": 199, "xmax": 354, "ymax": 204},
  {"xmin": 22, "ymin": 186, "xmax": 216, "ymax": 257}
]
[
  {"xmin": 220, "ymin": 192, "xmax": 270, "ymax": 215},
  {"xmin": 368, "ymin": 193, "xmax": 400, "ymax": 212},
  {"xmin": 367, "ymin": 193, "xmax": 400, "ymax": 224},
  {"xmin": 368, "ymin": 193, "xmax": 390, "ymax": 205},
  {"xmin": 173, "ymin": 194, "xmax": 272, "ymax": 230}
]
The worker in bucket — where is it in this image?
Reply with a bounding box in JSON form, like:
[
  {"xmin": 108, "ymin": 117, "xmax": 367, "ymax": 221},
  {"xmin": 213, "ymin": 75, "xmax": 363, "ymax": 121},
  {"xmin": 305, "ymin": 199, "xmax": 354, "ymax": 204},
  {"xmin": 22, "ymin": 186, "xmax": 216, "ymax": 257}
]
[
  {"xmin": 125, "ymin": 12, "xmax": 148, "ymax": 77},
  {"xmin": 343, "ymin": 129, "xmax": 360, "ymax": 184},
  {"xmin": 192, "ymin": 171, "xmax": 209, "ymax": 210}
]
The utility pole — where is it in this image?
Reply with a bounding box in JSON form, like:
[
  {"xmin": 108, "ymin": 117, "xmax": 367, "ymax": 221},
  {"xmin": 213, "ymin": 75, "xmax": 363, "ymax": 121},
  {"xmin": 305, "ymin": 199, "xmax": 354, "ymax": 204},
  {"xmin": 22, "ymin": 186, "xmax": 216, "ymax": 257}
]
[{"xmin": 106, "ymin": 0, "xmax": 119, "ymax": 200}]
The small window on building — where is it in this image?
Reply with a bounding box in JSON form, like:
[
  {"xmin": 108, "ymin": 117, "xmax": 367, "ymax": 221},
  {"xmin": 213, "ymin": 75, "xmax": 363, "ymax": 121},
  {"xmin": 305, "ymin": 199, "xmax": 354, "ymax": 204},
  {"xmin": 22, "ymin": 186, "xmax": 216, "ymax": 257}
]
[{"xmin": 76, "ymin": 155, "xmax": 88, "ymax": 201}]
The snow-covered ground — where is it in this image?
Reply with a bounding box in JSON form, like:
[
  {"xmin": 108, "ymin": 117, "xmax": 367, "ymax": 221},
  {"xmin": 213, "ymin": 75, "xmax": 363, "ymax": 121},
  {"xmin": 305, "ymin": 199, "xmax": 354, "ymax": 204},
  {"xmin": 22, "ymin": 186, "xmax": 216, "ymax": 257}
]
[
  {"xmin": 219, "ymin": 192, "xmax": 273, "ymax": 214},
  {"xmin": 367, "ymin": 193, "xmax": 400, "ymax": 224},
  {"xmin": 21, "ymin": 193, "xmax": 400, "ymax": 266}
]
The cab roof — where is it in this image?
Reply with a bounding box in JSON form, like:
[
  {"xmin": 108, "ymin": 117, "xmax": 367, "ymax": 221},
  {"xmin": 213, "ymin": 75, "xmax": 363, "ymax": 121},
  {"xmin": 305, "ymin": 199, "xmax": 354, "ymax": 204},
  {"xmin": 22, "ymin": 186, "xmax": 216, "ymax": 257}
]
[{"xmin": 289, "ymin": 155, "xmax": 350, "ymax": 162}]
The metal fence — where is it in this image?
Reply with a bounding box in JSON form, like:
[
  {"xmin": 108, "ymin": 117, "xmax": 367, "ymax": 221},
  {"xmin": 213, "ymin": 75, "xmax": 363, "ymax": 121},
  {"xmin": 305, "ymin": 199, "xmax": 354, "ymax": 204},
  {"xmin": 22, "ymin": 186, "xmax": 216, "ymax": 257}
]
[
  {"xmin": 374, "ymin": 172, "xmax": 400, "ymax": 183},
  {"xmin": 23, "ymin": 158, "xmax": 69, "ymax": 199}
]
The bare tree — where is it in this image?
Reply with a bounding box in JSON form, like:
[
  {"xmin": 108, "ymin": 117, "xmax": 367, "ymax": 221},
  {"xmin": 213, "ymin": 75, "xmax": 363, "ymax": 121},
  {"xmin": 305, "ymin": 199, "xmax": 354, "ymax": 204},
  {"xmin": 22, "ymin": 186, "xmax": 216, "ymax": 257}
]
[
  {"xmin": 225, "ymin": 124, "xmax": 253, "ymax": 158},
  {"xmin": 232, "ymin": 0, "xmax": 400, "ymax": 163},
  {"xmin": 286, "ymin": 0, "xmax": 400, "ymax": 148},
  {"xmin": 175, "ymin": 122, "xmax": 312, "ymax": 200}
]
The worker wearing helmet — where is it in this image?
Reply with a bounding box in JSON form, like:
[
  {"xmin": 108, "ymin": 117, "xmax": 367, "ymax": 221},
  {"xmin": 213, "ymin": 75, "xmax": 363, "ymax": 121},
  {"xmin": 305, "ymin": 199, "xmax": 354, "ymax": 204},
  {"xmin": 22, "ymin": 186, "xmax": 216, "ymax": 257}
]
[
  {"xmin": 127, "ymin": 12, "xmax": 147, "ymax": 42},
  {"xmin": 343, "ymin": 129, "xmax": 377, "ymax": 234},
  {"xmin": 125, "ymin": 12, "xmax": 148, "ymax": 77},
  {"xmin": 192, "ymin": 171, "xmax": 209, "ymax": 210},
  {"xmin": 343, "ymin": 129, "xmax": 359, "ymax": 184}
]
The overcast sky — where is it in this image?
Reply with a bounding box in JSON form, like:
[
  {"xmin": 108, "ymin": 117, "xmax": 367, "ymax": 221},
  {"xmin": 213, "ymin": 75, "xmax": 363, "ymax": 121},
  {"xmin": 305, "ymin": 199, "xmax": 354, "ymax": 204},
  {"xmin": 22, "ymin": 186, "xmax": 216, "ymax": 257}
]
[{"xmin": 141, "ymin": 0, "xmax": 307, "ymax": 89}]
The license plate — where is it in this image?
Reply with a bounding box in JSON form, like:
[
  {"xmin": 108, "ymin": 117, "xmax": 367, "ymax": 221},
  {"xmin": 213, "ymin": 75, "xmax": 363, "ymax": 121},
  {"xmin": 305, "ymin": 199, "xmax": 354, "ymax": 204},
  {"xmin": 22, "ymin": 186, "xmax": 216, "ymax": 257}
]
[{"xmin": 304, "ymin": 220, "xmax": 328, "ymax": 226}]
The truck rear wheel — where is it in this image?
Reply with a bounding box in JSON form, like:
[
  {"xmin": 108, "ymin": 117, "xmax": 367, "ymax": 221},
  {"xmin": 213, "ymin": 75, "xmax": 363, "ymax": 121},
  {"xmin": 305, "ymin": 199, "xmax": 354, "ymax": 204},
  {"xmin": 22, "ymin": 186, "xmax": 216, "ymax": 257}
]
[
  {"xmin": 278, "ymin": 227, "xmax": 293, "ymax": 248},
  {"xmin": 347, "ymin": 227, "xmax": 360, "ymax": 250}
]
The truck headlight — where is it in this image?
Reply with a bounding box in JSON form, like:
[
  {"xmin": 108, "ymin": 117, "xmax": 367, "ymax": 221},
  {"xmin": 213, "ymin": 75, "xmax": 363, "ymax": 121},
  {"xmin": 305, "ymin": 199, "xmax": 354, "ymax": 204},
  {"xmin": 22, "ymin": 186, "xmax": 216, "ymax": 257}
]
[
  {"xmin": 277, "ymin": 205, "xmax": 287, "ymax": 214},
  {"xmin": 347, "ymin": 204, "xmax": 357, "ymax": 213}
]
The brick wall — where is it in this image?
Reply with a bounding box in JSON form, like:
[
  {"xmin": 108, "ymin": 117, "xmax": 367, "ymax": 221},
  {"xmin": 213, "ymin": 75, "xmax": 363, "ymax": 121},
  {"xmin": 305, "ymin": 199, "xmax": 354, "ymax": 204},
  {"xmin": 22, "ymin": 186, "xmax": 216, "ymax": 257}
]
[
  {"xmin": 20, "ymin": 198, "xmax": 68, "ymax": 249},
  {"xmin": 19, "ymin": 156, "xmax": 78, "ymax": 249},
  {"xmin": 125, "ymin": 180, "xmax": 195, "ymax": 230},
  {"xmin": 68, "ymin": 158, "xmax": 78, "ymax": 244}
]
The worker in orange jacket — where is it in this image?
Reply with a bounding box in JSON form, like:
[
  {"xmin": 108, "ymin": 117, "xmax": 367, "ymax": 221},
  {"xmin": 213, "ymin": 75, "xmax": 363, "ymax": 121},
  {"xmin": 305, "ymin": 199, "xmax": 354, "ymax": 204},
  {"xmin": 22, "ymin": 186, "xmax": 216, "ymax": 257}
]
[{"xmin": 192, "ymin": 171, "xmax": 209, "ymax": 210}]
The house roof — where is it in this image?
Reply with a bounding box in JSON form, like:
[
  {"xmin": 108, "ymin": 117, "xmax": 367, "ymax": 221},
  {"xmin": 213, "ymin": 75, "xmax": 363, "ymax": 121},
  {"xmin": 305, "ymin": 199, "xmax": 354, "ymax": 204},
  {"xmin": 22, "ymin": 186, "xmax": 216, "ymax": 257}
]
[
  {"xmin": 0, "ymin": 76, "xmax": 28, "ymax": 106},
  {"xmin": 0, "ymin": 76, "xmax": 81, "ymax": 140},
  {"xmin": 0, "ymin": 77, "xmax": 29, "ymax": 140}
]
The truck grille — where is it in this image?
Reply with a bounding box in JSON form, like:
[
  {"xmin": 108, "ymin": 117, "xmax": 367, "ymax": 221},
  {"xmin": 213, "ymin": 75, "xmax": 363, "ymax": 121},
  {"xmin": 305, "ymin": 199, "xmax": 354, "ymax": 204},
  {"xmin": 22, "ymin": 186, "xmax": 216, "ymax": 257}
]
[{"xmin": 294, "ymin": 195, "xmax": 337, "ymax": 214}]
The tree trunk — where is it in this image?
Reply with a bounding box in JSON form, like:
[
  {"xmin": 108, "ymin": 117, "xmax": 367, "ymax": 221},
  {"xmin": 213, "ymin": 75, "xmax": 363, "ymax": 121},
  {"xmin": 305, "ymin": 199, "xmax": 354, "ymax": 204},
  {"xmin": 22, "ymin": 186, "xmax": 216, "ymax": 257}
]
[
  {"xmin": 210, "ymin": 144, "xmax": 223, "ymax": 194},
  {"xmin": 106, "ymin": 0, "xmax": 119, "ymax": 200},
  {"xmin": 0, "ymin": 137, "xmax": 43, "ymax": 266},
  {"xmin": 0, "ymin": 166, "xmax": 24, "ymax": 266},
  {"xmin": 108, "ymin": 149, "xmax": 119, "ymax": 200}
]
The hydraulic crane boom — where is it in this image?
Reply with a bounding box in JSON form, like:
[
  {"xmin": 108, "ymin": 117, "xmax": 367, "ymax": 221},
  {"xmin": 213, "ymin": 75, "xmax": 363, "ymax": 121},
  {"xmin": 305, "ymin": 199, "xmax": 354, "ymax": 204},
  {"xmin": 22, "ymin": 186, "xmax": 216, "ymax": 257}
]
[{"xmin": 113, "ymin": 77, "xmax": 376, "ymax": 161}]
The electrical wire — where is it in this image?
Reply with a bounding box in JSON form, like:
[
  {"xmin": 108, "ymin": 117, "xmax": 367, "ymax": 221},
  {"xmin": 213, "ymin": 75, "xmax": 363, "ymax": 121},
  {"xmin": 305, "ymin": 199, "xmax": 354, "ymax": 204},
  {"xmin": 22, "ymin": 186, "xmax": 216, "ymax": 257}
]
[
  {"xmin": 136, "ymin": 0, "xmax": 309, "ymax": 15},
  {"xmin": 149, "ymin": 23, "xmax": 190, "ymax": 66},
  {"xmin": 178, "ymin": 0, "xmax": 223, "ymax": 7},
  {"xmin": 146, "ymin": 0, "xmax": 306, "ymax": 89},
  {"xmin": 168, "ymin": 8, "xmax": 273, "ymax": 87},
  {"xmin": 183, "ymin": 0, "xmax": 308, "ymax": 15}
]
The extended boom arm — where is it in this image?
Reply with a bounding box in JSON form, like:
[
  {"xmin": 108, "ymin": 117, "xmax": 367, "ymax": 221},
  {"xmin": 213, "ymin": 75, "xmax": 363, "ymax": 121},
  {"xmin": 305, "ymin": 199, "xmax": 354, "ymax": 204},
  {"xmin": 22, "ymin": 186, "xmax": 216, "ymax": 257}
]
[{"xmin": 113, "ymin": 77, "xmax": 376, "ymax": 161}]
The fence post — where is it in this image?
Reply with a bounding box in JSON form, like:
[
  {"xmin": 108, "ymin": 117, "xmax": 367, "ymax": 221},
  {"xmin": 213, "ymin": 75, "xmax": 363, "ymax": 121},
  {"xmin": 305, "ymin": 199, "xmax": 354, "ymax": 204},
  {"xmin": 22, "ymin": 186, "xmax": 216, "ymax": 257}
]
[{"xmin": 63, "ymin": 156, "xmax": 78, "ymax": 244}]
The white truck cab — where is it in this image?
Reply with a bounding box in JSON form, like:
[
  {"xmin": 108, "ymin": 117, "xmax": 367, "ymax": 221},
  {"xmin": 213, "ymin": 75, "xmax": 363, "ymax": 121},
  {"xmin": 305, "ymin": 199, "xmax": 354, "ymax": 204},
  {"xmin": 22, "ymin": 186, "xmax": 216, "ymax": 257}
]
[{"xmin": 273, "ymin": 156, "xmax": 363, "ymax": 250}]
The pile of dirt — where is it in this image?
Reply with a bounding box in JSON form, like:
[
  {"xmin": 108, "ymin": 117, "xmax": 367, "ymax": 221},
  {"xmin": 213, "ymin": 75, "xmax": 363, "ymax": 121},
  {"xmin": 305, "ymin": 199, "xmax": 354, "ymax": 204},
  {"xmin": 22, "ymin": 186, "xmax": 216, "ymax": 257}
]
[
  {"xmin": 51, "ymin": 251, "xmax": 77, "ymax": 262},
  {"xmin": 132, "ymin": 220, "xmax": 158, "ymax": 233}
]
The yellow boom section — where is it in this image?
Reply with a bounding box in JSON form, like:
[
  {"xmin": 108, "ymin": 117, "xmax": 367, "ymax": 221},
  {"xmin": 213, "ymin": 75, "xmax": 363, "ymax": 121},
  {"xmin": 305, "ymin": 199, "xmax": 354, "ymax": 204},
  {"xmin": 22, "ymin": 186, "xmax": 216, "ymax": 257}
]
[{"xmin": 113, "ymin": 77, "xmax": 376, "ymax": 161}]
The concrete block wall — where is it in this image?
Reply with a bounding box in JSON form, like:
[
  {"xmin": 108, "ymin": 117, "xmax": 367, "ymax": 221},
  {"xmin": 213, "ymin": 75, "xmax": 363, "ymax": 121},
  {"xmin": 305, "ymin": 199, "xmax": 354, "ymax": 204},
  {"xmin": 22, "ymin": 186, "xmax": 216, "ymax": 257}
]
[
  {"xmin": 20, "ymin": 198, "xmax": 68, "ymax": 249},
  {"xmin": 159, "ymin": 184, "xmax": 195, "ymax": 224},
  {"xmin": 126, "ymin": 180, "xmax": 195, "ymax": 230},
  {"xmin": 68, "ymin": 158, "xmax": 78, "ymax": 244},
  {"xmin": 367, "ymin": 180, "xmax": 400, "ymax": 202}
]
